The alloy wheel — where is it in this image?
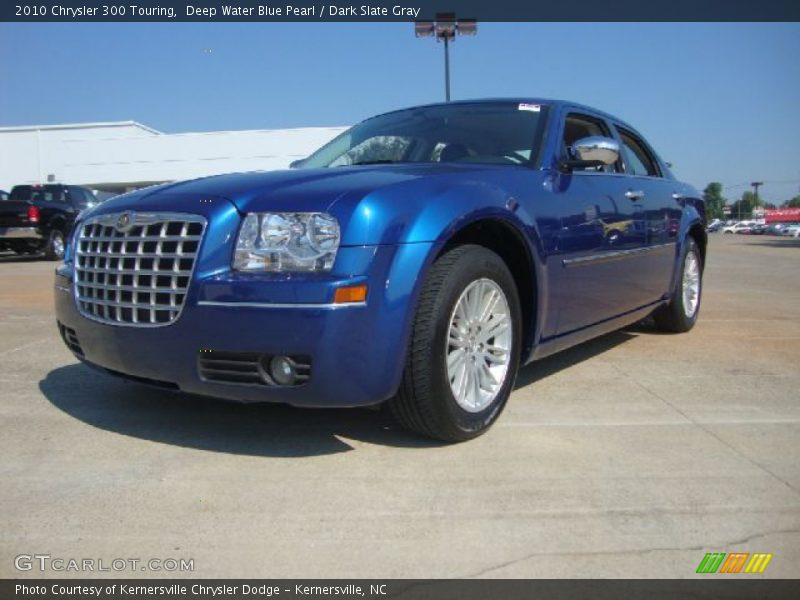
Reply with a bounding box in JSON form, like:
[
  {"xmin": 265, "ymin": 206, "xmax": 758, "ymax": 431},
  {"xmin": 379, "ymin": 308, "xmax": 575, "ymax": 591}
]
[
  {"xmin": 682, "ymin": 250, "xmax": 700, "ymax": 318},
  {"xmin": 445, "ymin": 278, "xmax": 512, "ymax": 412}
]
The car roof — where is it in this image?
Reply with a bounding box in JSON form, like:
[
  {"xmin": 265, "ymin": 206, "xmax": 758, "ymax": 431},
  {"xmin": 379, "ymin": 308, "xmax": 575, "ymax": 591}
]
[{"xmin": 365, "ymin": 98, "xmax": 636, "ymax": 131}]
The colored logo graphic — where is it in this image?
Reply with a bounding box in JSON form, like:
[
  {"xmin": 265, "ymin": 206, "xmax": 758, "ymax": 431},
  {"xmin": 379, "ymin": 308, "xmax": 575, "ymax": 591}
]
[{"xmin": 696, "ymin": 552, "xmax": 773, "ymax": 574}]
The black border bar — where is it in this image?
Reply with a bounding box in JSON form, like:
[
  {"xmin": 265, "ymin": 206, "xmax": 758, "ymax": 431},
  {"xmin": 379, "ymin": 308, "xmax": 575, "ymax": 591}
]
[
  {"xmin": 4, "ymin": 579, "xmax": 800, "ymax": 600},
  {"xmin": 2, "ymin": 0, "xmax": 800, "ymax": 22}
]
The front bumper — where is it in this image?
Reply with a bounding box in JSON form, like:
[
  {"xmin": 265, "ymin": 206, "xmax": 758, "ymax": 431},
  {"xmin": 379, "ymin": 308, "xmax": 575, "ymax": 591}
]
[
  {"xmin": 54, "ymin": 242, "xmax": 434, "ymax": 407},
  {"xmin": 0, "ymin": 226, "xmax": 42, "ymax": 240}
]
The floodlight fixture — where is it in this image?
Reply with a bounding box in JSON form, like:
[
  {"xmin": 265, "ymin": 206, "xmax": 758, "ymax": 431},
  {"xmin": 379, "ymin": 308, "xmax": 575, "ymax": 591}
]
[{"xmin": 414, "ymin": 13, "xmax": 478, "ymax": 101}]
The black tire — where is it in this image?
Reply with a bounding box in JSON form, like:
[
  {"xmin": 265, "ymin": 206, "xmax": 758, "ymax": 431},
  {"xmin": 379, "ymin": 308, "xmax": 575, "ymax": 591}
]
[
  {"xmin": 388, "ymin": 245, "xmax": 522, "ymax": 442},
  {"xmin": 43, "ymin": 229, "xmax": 65, "ymax": 261},
  {"xmin": 652, "ymin": 237, "xmax": 702, "ymax": 333}
]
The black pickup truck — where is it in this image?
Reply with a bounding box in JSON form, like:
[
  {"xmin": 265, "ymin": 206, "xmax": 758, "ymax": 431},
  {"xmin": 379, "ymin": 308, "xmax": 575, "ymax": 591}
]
[{"xmin": 0, "ymin": 184, "xmax": 97, "ymax": 260}]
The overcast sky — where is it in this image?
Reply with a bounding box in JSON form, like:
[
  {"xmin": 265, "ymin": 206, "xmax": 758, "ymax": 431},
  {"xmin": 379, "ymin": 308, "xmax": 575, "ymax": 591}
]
[{"xmin": 1, "ymin": 22, "xmax": 798, "ymax": 203}]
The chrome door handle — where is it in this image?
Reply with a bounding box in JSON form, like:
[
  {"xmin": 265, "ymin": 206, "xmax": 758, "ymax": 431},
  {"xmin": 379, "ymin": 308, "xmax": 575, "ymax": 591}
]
[{"xmin": 625, "ymin": 190, "xmax": 645, "ymax": 201}]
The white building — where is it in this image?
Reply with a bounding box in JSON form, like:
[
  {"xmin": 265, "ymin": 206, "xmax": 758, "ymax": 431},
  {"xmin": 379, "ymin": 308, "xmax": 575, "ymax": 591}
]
[{"xmin": 0, "ymin": 121, "xmax": 347, "ymax": 195}]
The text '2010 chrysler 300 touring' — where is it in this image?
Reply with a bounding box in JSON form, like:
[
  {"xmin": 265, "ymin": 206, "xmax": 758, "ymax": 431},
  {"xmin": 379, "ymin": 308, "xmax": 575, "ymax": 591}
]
[{"xmin": 54, "ymin": 99, "xmax": 706, "ymax": 441}]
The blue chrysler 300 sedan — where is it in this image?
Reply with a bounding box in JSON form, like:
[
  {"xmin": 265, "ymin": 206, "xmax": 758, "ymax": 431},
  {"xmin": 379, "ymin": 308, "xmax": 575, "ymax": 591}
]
[{"xmin": 54, "ymin": 99, "xmax": 706, "ymax": 441}]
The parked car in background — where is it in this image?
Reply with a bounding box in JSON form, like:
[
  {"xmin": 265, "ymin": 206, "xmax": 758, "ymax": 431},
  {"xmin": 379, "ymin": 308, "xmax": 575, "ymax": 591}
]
[
  {"xmin": 765, "ymin": 224, "xmax": 787, "ymax": 236},
  {"xmin": 722, "ymin": 222, "xmax": 754, "ymax": 234},
  {"xmin": 0, "ymin": 184, "xmax": 96, "ymax": 259},
  {"xmin": 779, "ymin": 224, "xmax": 800, "ymax": 237},
  {"xmin": 54, "ymin": 99, "xmax": 707, "ymax": 441},
  {"xmin": 748, "ymin": 224, "xmax": 767, "ymax": 235}
]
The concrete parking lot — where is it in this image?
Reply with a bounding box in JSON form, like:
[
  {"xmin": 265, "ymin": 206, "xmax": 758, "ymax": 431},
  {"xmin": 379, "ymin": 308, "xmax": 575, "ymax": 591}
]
[{"xmin": 1, "ymin": 234, "xmax": 798, "ymax": 579}]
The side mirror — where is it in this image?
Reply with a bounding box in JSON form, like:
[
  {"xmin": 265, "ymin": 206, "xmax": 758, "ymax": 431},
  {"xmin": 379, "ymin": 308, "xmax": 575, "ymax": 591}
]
[
  {"xmin": 561, "ymin": 136, "xmax": 620, "ymax": 172},
  {"xmin": 289, "ymin": 158, "xmax": 305, "ymax": 169}
]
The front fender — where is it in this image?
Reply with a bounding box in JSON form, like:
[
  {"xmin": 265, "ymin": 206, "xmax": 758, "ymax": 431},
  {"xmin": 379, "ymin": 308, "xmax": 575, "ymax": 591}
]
[
  {"xmin": 45, "ymin": 215, "xmax": 67, "ymax": 233},
  {"xmin": 354, "ymin": 179, "xmax": 546, "ymax": 385},
  {"xmin": 332, "ymin": 173, "xmax": 517, "ymax": 246}
]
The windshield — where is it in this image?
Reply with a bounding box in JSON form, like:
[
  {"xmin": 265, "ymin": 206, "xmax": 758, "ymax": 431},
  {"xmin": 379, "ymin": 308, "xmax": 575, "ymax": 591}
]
[
  {"xmin": 10, "ymin": 185, "xmax": 65, "ymax": 203},
  {"xmin": 301, "ymin": 102, "xmax": 548, "ymax": 168}
]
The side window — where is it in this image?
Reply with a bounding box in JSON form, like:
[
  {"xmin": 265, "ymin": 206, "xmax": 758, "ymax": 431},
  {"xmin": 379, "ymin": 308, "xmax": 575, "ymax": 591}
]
[
  {"xmin": 617, "ymin": 128, "xmax": 660, "ymax": 177},
  {"xmin": 46, "ymin": 187, "xmax": 65, "ymax": 203},
  {"xmin": 67, "ymin": 187, "xmax": 82, "ymax": 206},
  {"xmin": 71, "ymin": 188, "xmax": 92, "ymax": 208},
  {"xmin": 562, "ymin": 113, "xmax": 618, "ymax": 173}
]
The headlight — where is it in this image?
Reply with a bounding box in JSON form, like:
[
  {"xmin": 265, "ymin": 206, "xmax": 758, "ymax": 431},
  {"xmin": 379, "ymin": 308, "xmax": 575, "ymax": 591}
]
[{"xmin": 233, "ymin": 212, "xmax": 341, "ymax": 272}]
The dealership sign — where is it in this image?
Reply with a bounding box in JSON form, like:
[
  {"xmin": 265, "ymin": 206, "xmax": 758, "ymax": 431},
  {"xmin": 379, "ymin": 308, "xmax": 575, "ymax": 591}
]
[{"xmin": 765, "ymin": 208, "xmax": 800, "ymax": 223}]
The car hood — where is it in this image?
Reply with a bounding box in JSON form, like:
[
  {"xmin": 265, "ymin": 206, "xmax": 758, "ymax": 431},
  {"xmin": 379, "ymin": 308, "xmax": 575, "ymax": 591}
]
[
  {"xmin": 127, "ymin": 163, "xmax": 492, "ymax": 213},
  {"xmin": 92, "ymin": 163, "xmax": 523, "ymax": 246}
]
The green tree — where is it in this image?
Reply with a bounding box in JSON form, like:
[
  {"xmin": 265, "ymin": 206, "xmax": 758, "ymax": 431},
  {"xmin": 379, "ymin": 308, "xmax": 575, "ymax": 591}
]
[
  {"xmin": 783, "ymin": 196, "xmax": 800, "ymax": 208},
  {"xmin": 702, "ymin": 182, "xmax": 726, "ymax": 220},
  {"xmin": 729, "ymin": 191, "xmax": 757, "ymax": 220}
]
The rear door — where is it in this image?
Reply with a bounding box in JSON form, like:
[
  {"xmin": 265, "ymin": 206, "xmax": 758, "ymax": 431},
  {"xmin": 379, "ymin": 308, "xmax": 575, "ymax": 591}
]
[
  {"xmin": 550, "ymin": 109, "xmax": 648, "ymax": 334},
  {"xmin": 610, "ymin": 124, "xmax": 680, "ymax": 301}
]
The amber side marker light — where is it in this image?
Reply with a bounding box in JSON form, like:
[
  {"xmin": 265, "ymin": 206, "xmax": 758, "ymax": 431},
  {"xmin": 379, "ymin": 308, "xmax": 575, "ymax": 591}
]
[{"xmin": 334, "ymin": 284, "xmax": 368, "ymax": 304}]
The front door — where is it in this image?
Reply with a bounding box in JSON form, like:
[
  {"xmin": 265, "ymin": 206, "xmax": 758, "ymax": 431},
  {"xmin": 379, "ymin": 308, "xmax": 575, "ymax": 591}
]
[{"xmin": 551, "ymin": 112, "xmax": 649, "ymax": 334}]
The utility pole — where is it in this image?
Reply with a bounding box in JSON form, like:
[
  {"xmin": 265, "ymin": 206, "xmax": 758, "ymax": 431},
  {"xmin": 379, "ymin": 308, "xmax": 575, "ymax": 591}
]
[
  {"xmin": 443, "ymin": 34, "xmax": 450, "ymax": 102},
  {"xmin": 750, "ymin": 181, "xmax": 763, "ymax": 206},
  {"xmin": 750, "ymin": 181, "xmax": 763, "ymax": 220}
]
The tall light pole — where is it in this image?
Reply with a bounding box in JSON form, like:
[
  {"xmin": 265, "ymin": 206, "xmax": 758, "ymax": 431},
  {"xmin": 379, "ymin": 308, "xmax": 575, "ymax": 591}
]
[
  {"xmin": 415, "ymin": 14, "xmax": 477, "ymax": 102},
  {"xmin": 751, "ymin": 181, "xmax": 763, "ymax": 207}
]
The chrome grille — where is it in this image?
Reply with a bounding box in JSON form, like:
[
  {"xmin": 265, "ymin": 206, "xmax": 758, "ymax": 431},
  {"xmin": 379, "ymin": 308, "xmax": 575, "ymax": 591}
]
[{"xmin": 74, "ymin": 212, "xmax": 206, "ymax": 326}]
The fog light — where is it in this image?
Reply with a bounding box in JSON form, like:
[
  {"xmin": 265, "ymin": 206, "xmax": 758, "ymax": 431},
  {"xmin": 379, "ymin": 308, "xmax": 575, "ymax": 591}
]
[{"xmin": 270, "ymin": 355, "xmax": 297, "ymax": 386}]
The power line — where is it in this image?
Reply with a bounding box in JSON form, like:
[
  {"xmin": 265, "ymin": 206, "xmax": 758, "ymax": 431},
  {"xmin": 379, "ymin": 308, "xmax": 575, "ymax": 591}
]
[{"xmin": 722, "ymin": 178, "xmax": 800, "ymax": 190}]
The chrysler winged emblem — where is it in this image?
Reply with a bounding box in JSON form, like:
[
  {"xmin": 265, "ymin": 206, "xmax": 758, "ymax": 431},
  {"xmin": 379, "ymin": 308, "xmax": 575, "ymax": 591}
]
[{"xmin": 115, "ymin": 211, "xmax": 134, "ymax": 232}]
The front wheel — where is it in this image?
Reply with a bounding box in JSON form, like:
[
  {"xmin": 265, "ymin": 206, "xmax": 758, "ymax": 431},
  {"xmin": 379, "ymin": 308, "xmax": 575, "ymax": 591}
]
[
  {"xmin": 652, "ymin": 237, "xmax": 702, "ymax": 333},
  {"xmin": 389, "ymin": 245, "xmax": 522, "ymax": 442}
]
